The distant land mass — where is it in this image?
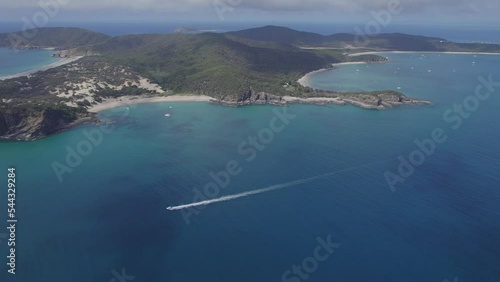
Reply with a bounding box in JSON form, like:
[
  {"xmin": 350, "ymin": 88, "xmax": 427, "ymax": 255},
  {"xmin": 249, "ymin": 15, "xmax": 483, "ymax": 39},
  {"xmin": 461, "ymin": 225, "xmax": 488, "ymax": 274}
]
[
  {"xmin": 228, "ymin": 25, "xmax": 500, "ymax": 53},
  {"xmin": 174, "ymin": 27, "xmax": 218, "ymax": 33},
  {"xmin": 1, "ymin": 25, "xmax": 500, "ymax": 141},
  {"xmin": 0, "ymin": 27, "xmax": 110, "ymax": 50}
]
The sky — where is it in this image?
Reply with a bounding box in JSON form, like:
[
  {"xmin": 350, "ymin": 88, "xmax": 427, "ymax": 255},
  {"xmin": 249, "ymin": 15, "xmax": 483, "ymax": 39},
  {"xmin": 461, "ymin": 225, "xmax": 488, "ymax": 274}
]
[{"xmin": 0, "ymin": 0, "xmax": 499, "ymax": 27}]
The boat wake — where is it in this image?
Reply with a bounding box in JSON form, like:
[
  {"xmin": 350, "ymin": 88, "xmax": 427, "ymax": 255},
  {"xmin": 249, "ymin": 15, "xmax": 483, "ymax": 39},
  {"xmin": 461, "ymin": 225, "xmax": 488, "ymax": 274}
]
[{"xmin": 167, "ymin": 160, "xmax": 388, "ymax": 211}]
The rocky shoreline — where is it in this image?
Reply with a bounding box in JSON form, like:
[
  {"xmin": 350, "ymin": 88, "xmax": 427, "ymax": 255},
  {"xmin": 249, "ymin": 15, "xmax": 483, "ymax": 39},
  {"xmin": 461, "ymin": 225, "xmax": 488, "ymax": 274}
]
[
  {"xmin": 0, "ymin": 55, "xmax": 431, "ymax": 142},
  {"xmin": 0, "ymin": 109, "xmax": 96, "ymax": 142},
  {"xmin": 0, "ymin": 91, "xmax": 431, "ymax": 141},
  {"xmin": 213, "ymin": 90, "xmax": 431, "ymax": 109}
]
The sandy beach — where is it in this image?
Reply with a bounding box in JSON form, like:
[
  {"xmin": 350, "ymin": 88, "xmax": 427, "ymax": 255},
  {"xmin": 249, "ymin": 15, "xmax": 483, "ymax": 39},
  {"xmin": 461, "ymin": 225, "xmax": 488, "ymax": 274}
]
[
  {"xmin": 297, "ymin": 62, "xmax": 368, "ymax": 87},
  {"xmin": 349, "ymin": 51, "xmax": 500, "ymax": 56},
  {"xmin": 0, "ymin": 56, "xmax": 83, "ymax": 80},
  {"xmin": 88, "ymin": 95, "xmax": 215, "ymax": 113},
  {"xmin": 298, "ymin": 49, "xmax": 500, "ymax": 87},
  {"xmin": 297, "ymin": 68, "xmax": 329, "ymax": 87}
]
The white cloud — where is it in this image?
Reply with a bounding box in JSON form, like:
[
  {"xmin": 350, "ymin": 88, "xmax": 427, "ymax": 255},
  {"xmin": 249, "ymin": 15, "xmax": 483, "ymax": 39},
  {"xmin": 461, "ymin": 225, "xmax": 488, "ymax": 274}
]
[
  {"xmin": 0, "ymin": 0, "xmax": 498, "ymax": 23},
  {"xmin": 1, "ymin": 0, "xmax": 498, "ymax": 13}
]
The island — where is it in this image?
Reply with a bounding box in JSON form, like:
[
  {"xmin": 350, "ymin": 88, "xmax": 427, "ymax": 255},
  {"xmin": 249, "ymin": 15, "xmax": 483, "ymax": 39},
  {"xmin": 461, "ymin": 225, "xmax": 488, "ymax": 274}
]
[{"xmin": 2, "ymin": 25, "xmax": 500, "ymax": 141}]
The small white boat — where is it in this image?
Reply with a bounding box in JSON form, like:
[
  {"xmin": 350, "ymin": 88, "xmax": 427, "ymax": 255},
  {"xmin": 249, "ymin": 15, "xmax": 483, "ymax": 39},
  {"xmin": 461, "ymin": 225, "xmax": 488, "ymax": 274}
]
[
  {"xmin": 165, "ymin": 113, "xmax": 171, "ymax": 117},
  {"xmin": 169, "ymin": 106, "xmax": 173, "ymax": 109}
]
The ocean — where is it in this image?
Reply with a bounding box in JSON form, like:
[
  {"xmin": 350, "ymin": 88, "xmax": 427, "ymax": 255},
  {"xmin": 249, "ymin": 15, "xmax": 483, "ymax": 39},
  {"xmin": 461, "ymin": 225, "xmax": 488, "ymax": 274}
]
[
  {"xmin": 1, "ymin": 52, "xmax": 500, "ymax": 281},
  {"xmin": 0, "ymin": 48, "xmax": 59, "ymax": 77}
]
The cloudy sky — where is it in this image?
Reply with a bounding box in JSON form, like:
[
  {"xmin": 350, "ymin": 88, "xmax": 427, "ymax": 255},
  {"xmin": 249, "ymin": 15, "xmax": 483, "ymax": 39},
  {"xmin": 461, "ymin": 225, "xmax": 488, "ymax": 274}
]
[{"xmin": 0, "ymin": 0, "xmax": 499, "ymax": 25}]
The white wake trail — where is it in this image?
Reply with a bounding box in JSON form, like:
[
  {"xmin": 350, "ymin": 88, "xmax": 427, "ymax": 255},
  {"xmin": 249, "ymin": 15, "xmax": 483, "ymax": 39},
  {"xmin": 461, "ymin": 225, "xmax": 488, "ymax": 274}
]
[
  {"xmin": 167, "ymin": 160, "xmax": 387, "ymax": 211},
  {"xmin": 167, "ymin": 175, "xmax": 321, "ymax": 211}
]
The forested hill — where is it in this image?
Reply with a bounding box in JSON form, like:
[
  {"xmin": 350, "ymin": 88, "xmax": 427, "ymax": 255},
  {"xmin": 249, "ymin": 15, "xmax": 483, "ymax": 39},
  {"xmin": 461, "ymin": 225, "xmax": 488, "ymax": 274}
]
[
  {"xmin": 0, "ymin": 27, "xmax": 110, "ymax": 49},
  {"xmin": 75, "ymin": 32, "xmax": 342, "ymax": 97},
  {"xmin": 228, "ymin": 25, "xmax": 500, "ymax": 52}
]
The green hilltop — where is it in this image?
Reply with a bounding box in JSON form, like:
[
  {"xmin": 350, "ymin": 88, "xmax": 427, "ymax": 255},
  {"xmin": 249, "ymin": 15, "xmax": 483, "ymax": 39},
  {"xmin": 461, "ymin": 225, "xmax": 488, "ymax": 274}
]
[
  {"xmin": 76, "ymin": 32, "xmax": 343, "ymax": 99},
  {"xmin": 228, "ymin": 25, "xmax": 500, "ymax": 52},
  {"xmin": 4, "ymin": 25, "xmax": 500, "ymax": 140},
  {"xmin": 0, "ymin": 27, "xmax": 110, "ymax": 49}
]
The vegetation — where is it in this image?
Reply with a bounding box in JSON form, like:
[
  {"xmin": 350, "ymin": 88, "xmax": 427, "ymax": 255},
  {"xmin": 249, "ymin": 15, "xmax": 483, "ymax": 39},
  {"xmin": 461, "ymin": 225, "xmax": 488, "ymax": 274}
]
[
  {"xmin": 0, "ymin": 27, "xmax": 110, "ymax": 49},
  {"xmin": 3, "ymin": 25, "xmax": 500, "ymax": 140},
  {"xmin": 73, "ymin": 32, "xmax": 344, "ymax": 99},
  {"xmin": 92, "ymin": 85, "xmax": 153, "ymax": 98},
  {"xmin": 44, "ymin": 104, "xmax": 87, "ymax": 121},
  {"xmin": 3, "ymin": 25, "xmax": 498, "ymax": 107},
  {"xmin": 229, "ymin": 26, "xmax": 500, "ymax": 53}
]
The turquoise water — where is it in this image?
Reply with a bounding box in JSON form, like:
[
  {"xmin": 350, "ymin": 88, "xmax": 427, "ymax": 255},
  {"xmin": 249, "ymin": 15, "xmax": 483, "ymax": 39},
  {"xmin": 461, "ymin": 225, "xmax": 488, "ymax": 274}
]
[
  {"xmin": 1, "ymin": 53, "xmax": 500, "ymax": 281},
  {"xmin": 0, "ymin": 47, "xmax": 59, "ymax": 77}
]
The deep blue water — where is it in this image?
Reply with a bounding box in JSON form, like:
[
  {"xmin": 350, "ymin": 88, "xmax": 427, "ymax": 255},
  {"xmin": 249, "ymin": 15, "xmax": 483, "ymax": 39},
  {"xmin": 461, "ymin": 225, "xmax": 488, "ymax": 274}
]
[
  {"xmin": 0, "ymin": 48, "xmax": 59, "ymax": 77},
  {"xmin": 1, "ymin": 52, "xmax": 500, "ymax": 281}
]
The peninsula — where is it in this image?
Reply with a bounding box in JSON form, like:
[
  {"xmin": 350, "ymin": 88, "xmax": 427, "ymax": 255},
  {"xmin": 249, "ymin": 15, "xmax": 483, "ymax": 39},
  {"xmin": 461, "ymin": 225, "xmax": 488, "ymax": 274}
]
[{"xmin": 2, "ymin": 25, "xmax": 500, "ymax": 141}]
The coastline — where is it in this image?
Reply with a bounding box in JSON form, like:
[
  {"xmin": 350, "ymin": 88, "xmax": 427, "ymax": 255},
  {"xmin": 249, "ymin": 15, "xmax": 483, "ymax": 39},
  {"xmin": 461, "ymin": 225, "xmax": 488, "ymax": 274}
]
[
  {"xmin": 298, "ymin": 49, "xmax": 500, "ymax": 89},
  {"xmin": 0, "ymin": 56, "xmax": 83, "ymax": 80},
  {"xmin": 297, "ymin": 62, "xmax": 368, "ymax": 87},
  {"xmin": 348, "ymin": 51, "xmax": 500, "ymax": 56},
  {"xmin": 88, "ymin": 95, "xmax": 215, "ymax": 113},
  {"xmin": 282, "ymin": 96, "xmax": 345, "ymax": 105}
]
